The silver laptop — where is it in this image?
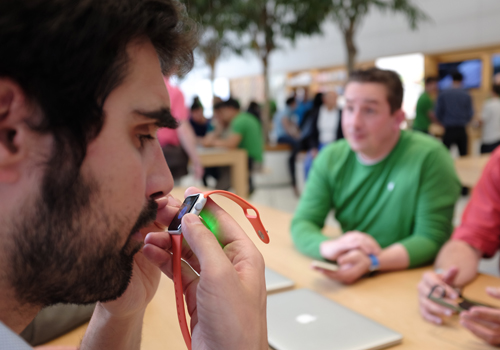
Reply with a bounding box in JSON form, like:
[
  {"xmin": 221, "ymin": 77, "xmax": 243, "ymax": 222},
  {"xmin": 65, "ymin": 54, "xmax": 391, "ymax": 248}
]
[
  {"xmin": 265, "ymin": 267, "xmax": 295, "ymax": 292},
  {"xmin": 267, "ymin": 289, "xmax": 402, "ymax": 350}
]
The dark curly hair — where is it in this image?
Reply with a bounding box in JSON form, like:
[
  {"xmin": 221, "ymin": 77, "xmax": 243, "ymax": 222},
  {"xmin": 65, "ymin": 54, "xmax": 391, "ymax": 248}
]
[{"xmin": 0, "ymin": 0, "xmax": 198, "ymax": 180}]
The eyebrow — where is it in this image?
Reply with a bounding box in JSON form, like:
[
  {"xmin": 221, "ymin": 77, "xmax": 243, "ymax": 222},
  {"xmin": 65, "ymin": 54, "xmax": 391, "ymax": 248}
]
[
  {"xmin": 134, "ymin": 107, "xmax": 178, "ymax": 129},
  {"xmin": 346, "ymin": 98, "xmax": 380, "ymax": 105}
]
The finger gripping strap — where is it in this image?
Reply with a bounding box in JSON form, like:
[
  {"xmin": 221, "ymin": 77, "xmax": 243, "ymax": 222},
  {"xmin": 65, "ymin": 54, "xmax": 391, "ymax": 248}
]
[
  {"xmin": 203, "ymin": 190, "xmax": 270, "ymax": 244},
  {"xmin": 172, "ymin": 234, "xmax": 191, "ymax": 350}
]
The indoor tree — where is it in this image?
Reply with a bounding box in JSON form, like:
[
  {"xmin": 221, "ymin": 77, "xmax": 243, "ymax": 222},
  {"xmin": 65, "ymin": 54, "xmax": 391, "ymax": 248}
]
[{"xmin": 328, "ymin": 0, "xmax": 429, "ymax": 73}]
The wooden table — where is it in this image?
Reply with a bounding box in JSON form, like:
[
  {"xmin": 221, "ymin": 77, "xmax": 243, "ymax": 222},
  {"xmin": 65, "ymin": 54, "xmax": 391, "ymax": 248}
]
[
  {"xmin": 45, "ymin": 188, "xmax": 500, "ymax": 349},
  {"xmin": 454, "ymin": 155, "xmax": 490, "ymax": 188},
  {"xmin": 197, "ymin": 147, "xmax": 249, "ymax": 198}
]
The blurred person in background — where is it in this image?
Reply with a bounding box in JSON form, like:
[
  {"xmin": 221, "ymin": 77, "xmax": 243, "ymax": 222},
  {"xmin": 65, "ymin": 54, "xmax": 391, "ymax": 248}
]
[
  {"xmin": 435, "ymin": 72, "xmax": 474, "ymax": 156},
  {"xmin": 247, "ymin": 101, "xmax": 262, "ymax": 124},
  {"xmin": 302, "ymin": 91, "xmax": 343, "ymax": 179},
  {"xmin": 479, "ymin": 84, "xmax": 500, "ymax": 154},
  {"xmin": 274, "ymin": 96, "xmax": 301, "ymax": 192},
  {"xmin": 189, "ymin": 97, "xmax": 210, "ymax": 138},
  {"xmin": 158, "ymin": 79, "xmax": 203, "ymax": 182},
  {"xmin": 413, "ymin": 77, "xmax": 440, "ymax": 134},
  {"xmin": 417, "ymin": 147, "xmax": 500, "ymax": 346},
  {"xmin": 291, "ymin": 68, "xmax": 460, "ymax": 285},
  {"xmin": 204, "ymin": 98, "xmax": 263, "ymax": 194},
  {"xmin": 295, "ymin": 88, "xmax": 313, "ymax": 126}
]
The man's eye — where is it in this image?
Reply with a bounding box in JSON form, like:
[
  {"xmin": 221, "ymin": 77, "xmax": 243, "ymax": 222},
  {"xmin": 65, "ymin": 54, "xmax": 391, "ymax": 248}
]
[{"xmin": 137, "ymin": 134, "xmax": 155, "ymax": 147}]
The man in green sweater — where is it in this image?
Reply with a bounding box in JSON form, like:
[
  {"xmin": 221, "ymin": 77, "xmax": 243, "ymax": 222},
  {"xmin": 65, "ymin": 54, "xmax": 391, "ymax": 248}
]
[
  {"xmin": 203, "ymin": 98, "xmax": 263, "ymax": 193},
  {"xmin": 413, "ymin": 77, "xmax": 440, "ymax": 134},
  {"xmin": 291, "ymin": 68, "xmax": 461, "ymax": 284}
]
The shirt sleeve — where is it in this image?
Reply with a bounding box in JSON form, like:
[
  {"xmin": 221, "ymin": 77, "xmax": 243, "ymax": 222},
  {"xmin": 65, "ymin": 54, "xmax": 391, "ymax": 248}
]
[
  {"xmin": 399, "ymin": 145, "xmax": 461, "ymax": 267},
  {"xmin": 466, "ymin": 94, "xmax": 474, "ymax": 122},
  {"xmin": 230, "ymin": 115, "xmax": 245, "ymax": 136},
  {"xmin": 290, "ymin": 148, "xmax": 335, "ymax": 259},
  {"xmin": 452, "ymin": 149, "xmax": 500, "ymax": 257}
]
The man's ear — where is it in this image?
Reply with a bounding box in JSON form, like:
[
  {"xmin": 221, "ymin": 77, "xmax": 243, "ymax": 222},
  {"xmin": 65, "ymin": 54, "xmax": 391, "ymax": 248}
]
[
  {"xmin": 393, "ymin": 109, "xmax": 406, "ymax": 130},
  {"xmin": 0, "ymin": 79, "xmax": 32, "ymax": 183}
]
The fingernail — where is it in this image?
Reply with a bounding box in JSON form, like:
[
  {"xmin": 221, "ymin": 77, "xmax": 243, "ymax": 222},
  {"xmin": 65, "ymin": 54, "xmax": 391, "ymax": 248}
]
[{"xmin": 445, "ymin": 310, "xmax": 452, "ymax": 316}]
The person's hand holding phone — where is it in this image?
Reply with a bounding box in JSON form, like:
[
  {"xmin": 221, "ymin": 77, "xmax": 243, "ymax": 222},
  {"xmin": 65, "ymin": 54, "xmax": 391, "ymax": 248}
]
[
  {"xmin": 142, "ymin": 187, "xmax": 268, "ymax": 350},
  {"xmin": 417, "ymin": 267, "xmax": 460, "ymax": 324},
  {"xmin": 313, "ymin": 249, "xmax": 372, "ymax": 285},
  {"xmin": 460, "ymin": 287, "xmax": 500, "ymax": 346},
  {"xmin": 320, "ymin": 231, "xmax": 381, "ymax": 262}
]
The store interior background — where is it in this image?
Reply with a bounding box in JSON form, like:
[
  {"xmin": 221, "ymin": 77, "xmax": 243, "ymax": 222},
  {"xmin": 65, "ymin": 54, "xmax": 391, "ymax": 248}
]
[{"xmin": 176, "ymin": 0, "xmax": 500, "ymax": 275}]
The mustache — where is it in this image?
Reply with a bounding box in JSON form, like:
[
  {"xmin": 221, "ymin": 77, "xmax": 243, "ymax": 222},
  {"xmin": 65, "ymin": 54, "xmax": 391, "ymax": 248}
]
[{"xmin": 129, "ymin": 199, "xmax": 158, "ymax": 235}]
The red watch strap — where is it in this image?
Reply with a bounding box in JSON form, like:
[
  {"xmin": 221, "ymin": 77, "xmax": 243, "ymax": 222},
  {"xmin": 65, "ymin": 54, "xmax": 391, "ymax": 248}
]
[
  {"xmin": 172, "ymin": 234, "xmax": 191, "ymax": 350},
  {"xmin": 203, "ymin": 190, "xmax": 270, "ymax": 244}
]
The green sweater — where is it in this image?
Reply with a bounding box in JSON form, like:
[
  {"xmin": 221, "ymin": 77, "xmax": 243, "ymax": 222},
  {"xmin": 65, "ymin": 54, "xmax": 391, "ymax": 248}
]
[{"xmin": 291, "ymin": 130, "xmax": 460, "ymax": 267}]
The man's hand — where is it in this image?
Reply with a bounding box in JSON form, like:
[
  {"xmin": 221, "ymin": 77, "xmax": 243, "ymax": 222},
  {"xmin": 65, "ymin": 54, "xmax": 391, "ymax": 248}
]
[
  {"xmin": 313, "ymin": 249, "xmax": 371, "ymax": 284},
  {"xmin": 320, "ymin": 231, "xmax": 381, "ymax": 261},
  {"xmin": 417, "ymin": 267, "xmax": 460, "ymax": 325},
  {"xmin": 143, "ymin": 187, "xmax": 267, "ymax": 350},
  {"xmin": 460, "ymin": 287, "xmax": 500, "ymax": 346}
]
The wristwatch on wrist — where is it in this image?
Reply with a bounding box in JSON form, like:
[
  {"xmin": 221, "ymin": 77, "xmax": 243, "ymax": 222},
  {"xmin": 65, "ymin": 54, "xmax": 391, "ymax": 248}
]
[
  {"xmin": 368, "ymin": 254, "xmax": 380, "ymax": 272},
  {"xmin": 158, "ymin": 190, "xmax": 270, "ymax": 350}
]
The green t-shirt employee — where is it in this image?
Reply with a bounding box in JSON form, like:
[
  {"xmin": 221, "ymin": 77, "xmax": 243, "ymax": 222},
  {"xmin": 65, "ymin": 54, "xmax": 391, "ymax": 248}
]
[
  {"xmin": 413, "ymin": 77, "xmax": 439, "ymax": 133},
  {"xmin": 291, "ymin": 69, "xmax": 460, "ymax": 284}
]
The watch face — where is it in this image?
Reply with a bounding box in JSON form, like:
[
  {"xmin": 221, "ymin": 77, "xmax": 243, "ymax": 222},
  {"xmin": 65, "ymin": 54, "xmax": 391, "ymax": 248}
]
[{"xmin": 168, "ymin": 194, "xmax": 200, "ymax": 232}]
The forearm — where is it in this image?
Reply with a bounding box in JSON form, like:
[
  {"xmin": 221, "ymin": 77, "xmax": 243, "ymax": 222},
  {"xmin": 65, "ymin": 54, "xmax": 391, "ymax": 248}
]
[
  {"xmin": 177, "ymin": 122, "xmax": 201, "ymax": 164},
  {"xmin": 378, "ymin": 244, "xmax": 409, "ymax": 271},
  {"xmin": 80, "ymin": 303, "xmax": 144, "ymax": 350},
  {"xmin": 212, "ymin": 138, "xmax": 237, "ymax": 149},
  {"xmin": 435, "ymin": 240, "xmax": 481, "ymax": 287},
  {"xmin": 291, "ymin": 218, "xmax": 328, "ymax": 260},
  {"xmin": 428, "ymin": 111, "xmax": 439, "ymax": 124}
]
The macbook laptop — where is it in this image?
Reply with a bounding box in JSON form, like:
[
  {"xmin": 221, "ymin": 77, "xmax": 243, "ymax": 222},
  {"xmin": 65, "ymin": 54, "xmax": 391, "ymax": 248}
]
[
  {"xmin": 265, "ymin": 267, "xmax": 295, "ymax": 293},
  {"xmin": 267, "ymin": 288, "xmax": 402, "ymax": 350}
]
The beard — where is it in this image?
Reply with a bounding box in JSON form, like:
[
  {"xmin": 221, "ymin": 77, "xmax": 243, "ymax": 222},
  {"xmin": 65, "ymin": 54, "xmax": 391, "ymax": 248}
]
[{"xmin": 7, "ymin": 159, "xmax": 158, "ymax": 307}]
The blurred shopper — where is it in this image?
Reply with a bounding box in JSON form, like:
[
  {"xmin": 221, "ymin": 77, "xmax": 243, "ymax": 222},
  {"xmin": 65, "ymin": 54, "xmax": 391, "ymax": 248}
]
[
  {"xmin": 189, "ymin": 97, "xmax": 210, "ymax": 138},
  {"xmin": 436, "ymin": 72, "xmax": 474, "ymax": 156},
  {"xmin": 413, "ymin": 77, "xmax": 440, "ymax": 134},
  {"xmin": 291, "ymin": 68, "xmax": 460, "ymax": 285},
  {"xmin": 204, "ymin": 98, "xmax": 263, "ymax": 194},
  {"xmin": 274, "ymin": 97, "xmax": 301, "ymax": 192},
  {"xmin": 479, "ymin": 84, "xmax": 500, "ymax": 154},
  {"xmin": 302, "ymin": 91, "xmax": 343, "ymax": 179},
  {"xmin": 158, "ymin": 79, "xmax": 203, "ymax": 181},
  {"xmin": 247, "ymin": 101, "xmax": 262, "ymax": 124},
  {"xmin": 295, "ymin": 89, "xmax": 313, "ymax": 125},
  {"xmin": 417, "ymin": 148, "xmax": 500, "ymax": 346}
]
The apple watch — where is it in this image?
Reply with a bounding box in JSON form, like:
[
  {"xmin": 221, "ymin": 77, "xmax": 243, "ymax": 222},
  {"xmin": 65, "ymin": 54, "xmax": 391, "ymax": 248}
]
[
  {"xmin": 162, "ymin": 190, "xmax": 270, "ymax": 350},
  {"xmin": 368, "ymin": 254, "xmax": 380, "ymax": 272}
]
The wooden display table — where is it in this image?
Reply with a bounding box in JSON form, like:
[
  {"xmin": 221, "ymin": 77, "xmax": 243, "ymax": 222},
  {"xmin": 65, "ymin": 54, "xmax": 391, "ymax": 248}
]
[
  {"xmin": 454, "ymin": 155, "xmax": 490, "ymax": 188},
  {"xmin": 197, "ymin": 147, "xmax": 248, "ymax": 198},
  {"xmin": 45, "ymin": 188, "xmax": 500, "ymax": 349}
]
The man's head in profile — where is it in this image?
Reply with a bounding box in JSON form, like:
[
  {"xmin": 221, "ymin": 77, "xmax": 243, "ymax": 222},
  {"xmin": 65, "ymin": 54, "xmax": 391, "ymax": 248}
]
[{"xmin": 0, "ymin": 0, "xmax": 197, "ymax": 322}]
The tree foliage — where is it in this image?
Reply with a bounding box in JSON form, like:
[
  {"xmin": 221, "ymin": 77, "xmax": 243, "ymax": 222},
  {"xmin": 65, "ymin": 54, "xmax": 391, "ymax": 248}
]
[
  {"xmin": 228, "ymin": 0, "xmax": 333, "ymax": 137},
  {"xmin": 328, "ymin": 0, "xmax": 430, "ymax": 72}
]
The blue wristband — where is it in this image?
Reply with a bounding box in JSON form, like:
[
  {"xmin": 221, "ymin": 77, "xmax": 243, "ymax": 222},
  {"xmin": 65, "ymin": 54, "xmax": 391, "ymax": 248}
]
[{"xmin": 368, "ymin": 254, "xmax": 380, "ymax": 272}]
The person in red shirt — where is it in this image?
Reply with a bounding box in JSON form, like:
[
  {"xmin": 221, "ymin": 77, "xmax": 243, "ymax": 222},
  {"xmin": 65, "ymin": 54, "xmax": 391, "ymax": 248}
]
[
  {"xmin": 418, "ymin": 147, "xmax": 500, "ymax": 345},
  {"xmin": 157, "ymin": 79, "xmax": 203, "ymax": 181}
]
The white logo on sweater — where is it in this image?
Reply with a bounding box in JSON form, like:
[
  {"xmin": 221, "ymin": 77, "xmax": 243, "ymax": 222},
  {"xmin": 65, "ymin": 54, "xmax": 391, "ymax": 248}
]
[{"xmin": 387, "ymin": 182, "xmax": 395, "ymax": 192}]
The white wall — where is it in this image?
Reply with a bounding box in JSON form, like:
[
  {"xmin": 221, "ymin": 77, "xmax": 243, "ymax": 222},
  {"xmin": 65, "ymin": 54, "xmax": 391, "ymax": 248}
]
[{"xmin": 187, "ymin": 0, "xmax": 500, "ymax": 81}]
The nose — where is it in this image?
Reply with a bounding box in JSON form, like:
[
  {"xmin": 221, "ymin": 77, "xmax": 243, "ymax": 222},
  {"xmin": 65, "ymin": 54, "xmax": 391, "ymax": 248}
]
[{"xmin": 146, "ymin": 143, "xmax": 174, "ymax": 200}]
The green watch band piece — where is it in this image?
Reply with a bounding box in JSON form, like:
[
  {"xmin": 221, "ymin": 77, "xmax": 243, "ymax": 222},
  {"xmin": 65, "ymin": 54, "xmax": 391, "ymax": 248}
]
[{"xmin": 199, "ymin": 209, "xmax": 224, "ymax": 248}]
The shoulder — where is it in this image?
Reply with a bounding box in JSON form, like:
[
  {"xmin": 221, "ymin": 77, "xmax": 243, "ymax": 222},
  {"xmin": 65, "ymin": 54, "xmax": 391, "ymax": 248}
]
[
  {"xmin": 316, "ymin": 140, "xmax": 352, "ymax": 164},
  {"xmin": 399, "ymin": 130, "xmax": 452, "ymax": 162}
]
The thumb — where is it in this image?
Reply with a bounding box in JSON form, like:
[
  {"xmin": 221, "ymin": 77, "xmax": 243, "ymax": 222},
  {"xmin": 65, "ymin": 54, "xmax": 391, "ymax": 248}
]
[
  {"xmin": 486, "ymin": 286, "xmax": 500, "ymax": 299},
  {"xmin": 181, "ymin": 213, "xmax": 230, "ymax": 271},
  {"xmin": 442, "ymin": 266, "xmax": 459, "ymax": 285}
]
